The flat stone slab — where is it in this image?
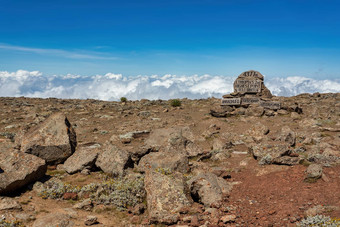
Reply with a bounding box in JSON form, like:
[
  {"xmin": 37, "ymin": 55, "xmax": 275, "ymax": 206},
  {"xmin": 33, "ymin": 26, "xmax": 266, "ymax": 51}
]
[
  {"xmin": 261, "ymin": 101, "xmax": 281, "ymax": 110},
  {"xmin": 221, "ymin": 98, "xmax": 241, "ymax": 106},
  {"xmin": 241, "ymin": 97, "xmax": 261, "ymax": 105}
]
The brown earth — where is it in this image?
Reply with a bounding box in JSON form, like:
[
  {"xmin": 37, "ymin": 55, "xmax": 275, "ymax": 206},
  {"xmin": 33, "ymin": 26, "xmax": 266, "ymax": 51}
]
[{"xmin": 0, "ymin": 93, "xmax": 339, "ymax": 226}]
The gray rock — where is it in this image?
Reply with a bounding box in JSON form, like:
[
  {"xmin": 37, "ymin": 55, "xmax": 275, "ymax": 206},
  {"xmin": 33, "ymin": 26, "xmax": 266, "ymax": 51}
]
[
  {"xmin": 212, "ymin": 138, "xmax": 233, "ymax": 151},
  {"xmin": 119, "ymin": 130, "xmax": 150, "ymax": 144},
  {"xmin": 220, "ymin": 214, "xmax": 236, "ymax": 223},
  {"xmin": 291, "ymin": 112, "xmax": 301, "ymax": 120},
  {"xmin": 0, "ymin": 138, "xmax": 15, "ymax": 153},
  {"xmin": 138, "ymin": 111, "xmax": 151, "ymax": 118},
  {"xmin": 0, "ymin": 150, "xmax": 47, "ymax": 195},
  {"xmin": 73, "ymin": 198, "xmax": 93, "ymax": 211},
  {"xmin": 188, "ymin": 172, "xmax": 233, "ymax": 207},
  {"xmin": 63, "ymin": 143, "xmax": 100, "ymax": 174},
  {"xmin": 245, "ymin": 105, "xmax": 264, "ymax": 117},
  {"xmin": 167, "ymin": 132, "xmax": 204, "ymax": 158},
  {"xmin": 251, "ymin": 144, "xmax": 291, "ymax": 164},
  {"xmin": 144, "ymin": 170, "xmax": 192, "ymax": 224},
  {"xmin": 84, "ymin": 215, "xmax": 98, "ymax": 226},
  {"xmin": 233, "ymin": 107, "xmax": 246, "ymax": 115},
  {"xmin": 305, "ymin": 205, "xmax": 339, "ymax": 217},
  {"xmin": 272, "ymin": 156, "xmax": 301, "ymax": 166},
  {"xmin": 264, "ymin": 109, "xmax": 275, "ymax": 116},
  {"xmin": 0, "ymin": 197, "xmax": 22, "ymax": 210},
  {"xmin": 305, "ymin": 164, "xmax": 323, "ymax": 182},
  {"xmin": 277, "ymin": 126, "xmax": 296, "ymax": 147},
  {"xmin": 138, "ymin": 150, "xmax": 189, "ymax": 173},
  {"xmin": 246, "ymin": 122, "xmax": 270, "ymax": 137},
  {"xmin": 95, "ymin": 143, "xmax": 132, "ymax": 176},
  {"xmin": 19, "ymin": 112, "xmax": 77, "ymax": 165},
  {"xmin": 33, "ymin": 213, "xmax": 73, "ymax": 227},
  {"xmin": 277, "ymin": 109, "xmax": 289, "ymax": 115},
  {"xmin": 144, "ymin": 127, "xmax": 195, "ymax": 152},
  {"xmin": 15, "ymin": 213, "xmax": 36, "ymax": 222}
]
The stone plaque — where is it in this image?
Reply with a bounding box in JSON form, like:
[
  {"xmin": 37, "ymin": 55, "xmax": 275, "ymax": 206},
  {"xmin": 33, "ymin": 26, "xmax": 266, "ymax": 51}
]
[
  {"xmin": 261, "ymin": 101, "xmax": 281, "ymax": 110},
  {"xmin": 242, "ymin": 97, "xmax": 260, "ymax": 105},
  {"xmin": 234, "ymin": 80, "xmax": 262, "ymax": 93},
  {"xmin": 221, "ymin": 98, "xmax": 241, "ymax": 106}
]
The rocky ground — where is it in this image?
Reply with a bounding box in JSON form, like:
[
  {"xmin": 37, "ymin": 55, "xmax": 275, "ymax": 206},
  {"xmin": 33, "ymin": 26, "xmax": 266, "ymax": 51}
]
[{"xmin": 0, "ymin": 93, "xmax": 339, "ymax": 227}]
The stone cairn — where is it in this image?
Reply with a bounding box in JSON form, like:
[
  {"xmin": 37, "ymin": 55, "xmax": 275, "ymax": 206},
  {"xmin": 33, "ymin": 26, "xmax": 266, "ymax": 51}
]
[{"xmin": 221, "ymin": 70, "xmax": 280, "ymax": 109}]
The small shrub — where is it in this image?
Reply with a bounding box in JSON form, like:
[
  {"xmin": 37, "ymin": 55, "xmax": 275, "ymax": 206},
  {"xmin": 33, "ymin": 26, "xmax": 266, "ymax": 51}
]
[
  {"xmin": 0, "ymin": 132, "xmax": 16, "ymax": 142},
  {"xmin": 170, "ymin": 99, "xmax": 181, "ymax": 107},
  {"xmin": 120, "ymin": 97, "xmax": 127, "ymax": 103},
  {"xmin": 0, "ymin": 219, "xmax": 23, "ymax": 227},
  {"xmin": 297, "ymin": 215, "xmax": 340, "ymax": 227},
  {"xmin": 37, "ymin": 175, "xmax": 145, "ymax": 211}
]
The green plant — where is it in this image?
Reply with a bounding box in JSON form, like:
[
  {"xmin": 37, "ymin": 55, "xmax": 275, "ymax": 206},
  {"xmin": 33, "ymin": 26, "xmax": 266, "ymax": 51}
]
[
  {"xmin": 297, "ymin": 215, "xmax": 340, "ymax": 227},
  {"xmin": 0, "ymin": 219, "xmax": 24, "ymax": 227},
  {"xmin": 120, "ymin": 97, "xmax": 127, "ymax": 103},
  {"xmin": 37, "ymin": 175, "xmax": 145, "ymax": 211},
  {"xmin": 170, "ymin": 99, "xmax": 181, "ymax": 107}
]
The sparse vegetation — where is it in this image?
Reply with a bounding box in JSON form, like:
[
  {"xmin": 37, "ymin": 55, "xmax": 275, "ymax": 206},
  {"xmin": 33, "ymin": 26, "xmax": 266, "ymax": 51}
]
[
  {"xmin": 120, "ymin": 97, "xmax": 127, "ymax": 103},
  {"xmin": 297, "ymin": 215, "xmax": 340, "ymax": 227},
  {"xmin": 0, "ymin": 132, "xmax": 16, "ymax": 142},
  {"xmin": 170, "ymin": 99, "xmax": 181, "ymax": 107},
  {"xmin": 0, "ymin": 219, "xmax": 23, "ymax": 227},
  {"xmin": 37, "ymin": 175, "xmax": 145, "ymax": 211}
]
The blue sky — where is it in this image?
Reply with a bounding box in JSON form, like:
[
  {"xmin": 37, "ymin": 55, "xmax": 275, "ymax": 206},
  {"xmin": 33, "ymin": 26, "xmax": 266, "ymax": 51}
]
[{"xmin": 1, "ymin": 0, "xmax": 340, "ymax": 79}]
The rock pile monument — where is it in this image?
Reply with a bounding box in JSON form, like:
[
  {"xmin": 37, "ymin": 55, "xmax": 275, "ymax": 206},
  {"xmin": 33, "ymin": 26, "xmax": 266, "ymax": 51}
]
[{"xmin": 221, "ymin": 70, "xmax": 280, "ymax": 109}]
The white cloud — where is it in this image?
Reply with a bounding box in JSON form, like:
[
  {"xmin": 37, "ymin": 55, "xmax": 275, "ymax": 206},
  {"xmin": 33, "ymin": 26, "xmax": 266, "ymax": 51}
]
[
  {"xmin": 0, "ymin": 70, "xmax": 339, "ymax": 100},
  {"xmin": 0, "ymin": 44, "xmax": 117, "ymax": 60}
]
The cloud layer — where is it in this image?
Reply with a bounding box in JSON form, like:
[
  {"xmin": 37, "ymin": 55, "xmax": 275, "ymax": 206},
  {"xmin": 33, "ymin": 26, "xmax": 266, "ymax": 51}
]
[{"xmin": 1, "ymin": 70, "xmax": 339, "ymax": 101}]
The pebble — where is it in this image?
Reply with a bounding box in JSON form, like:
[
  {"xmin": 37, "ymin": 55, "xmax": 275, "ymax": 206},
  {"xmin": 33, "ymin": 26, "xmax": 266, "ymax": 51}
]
[
  {"xmin": 220, "ymin": 214, "xmax": 236, "ymax": 223},
  {"xmin": 84, "ymin": 215, "xmax": 98, "ymax": 226}
]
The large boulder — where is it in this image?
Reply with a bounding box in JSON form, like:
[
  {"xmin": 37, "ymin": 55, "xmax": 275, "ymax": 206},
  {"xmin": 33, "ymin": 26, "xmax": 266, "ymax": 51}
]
[
  {"xmin": 63, "ymin": 143, "xmax": 101, "ymax": 174},
  {"xmin": 144, "ymin": 127, "xmax": 196, "ymax": 152},
  {"xmin": 250, "ymin": 144, "xmax": 292, "ymax": 165},
  {"xmin": 138, "ymin": 150, "xmax": 189, "ymax": 174},
  {"xmin": 95, "ymin": 143, "xmax": 132, "ymax": 176},
  {"xmin": 19, "ymin": 112, "xmax": 77, "ymax": 165},
  {"xmin": 0, "ymin": 150, "xmax": 47, "ymax": 195},
  {"xmin": 144, "ymin": 170, "xmax": 192, "ymax": 224},
  {"xmin": 188, "ymin": 172, "xmax": 232, "ymax": 207}
]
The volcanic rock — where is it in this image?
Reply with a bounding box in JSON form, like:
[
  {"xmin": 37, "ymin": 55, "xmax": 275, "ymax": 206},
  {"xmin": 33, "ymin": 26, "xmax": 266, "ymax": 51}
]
[
  {"xmin": 144, "ymin": 170, "xmax": 192, "ymax": 224},
  {"xmin": 0, "ymin": 150, "xmax": 47, "ymax": 195},
  {"xmin": 305, "ymin": 164, "xmax": 323, "ymax": 182},
  {"xmin": 32, "ymin": 213, "xmax": 73, "ymax": 227},
  {"xmin": 0, "ymin": 197, "xmax": 22, "ymax": 210},
  {"xmin": 138, "ymin": 150, "xmax": 189, "ymax": 173},
  {"xmin": 95, "ymin": 143, "xmax": 132, "ymax": 176},
  {"xmin": 19, "ymin": 112, "xmax": 77, "ymax": 165},
  {"xmin": 276, "ymin": 126, "xmax": 296, "ymax": 147},
  {"xmin": 188, "ymin": 172, "xmax": 233, "ymax": 207},
  {"xmin": 63, "ymin": 143, "xmax": 100, "ymax": 174}
]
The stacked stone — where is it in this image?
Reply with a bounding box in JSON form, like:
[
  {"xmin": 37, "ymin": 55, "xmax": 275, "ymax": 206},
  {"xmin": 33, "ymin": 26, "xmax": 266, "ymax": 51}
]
[{"xmin": 221, "ymin": 70, "xmax": 280, "ymax": 109}]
